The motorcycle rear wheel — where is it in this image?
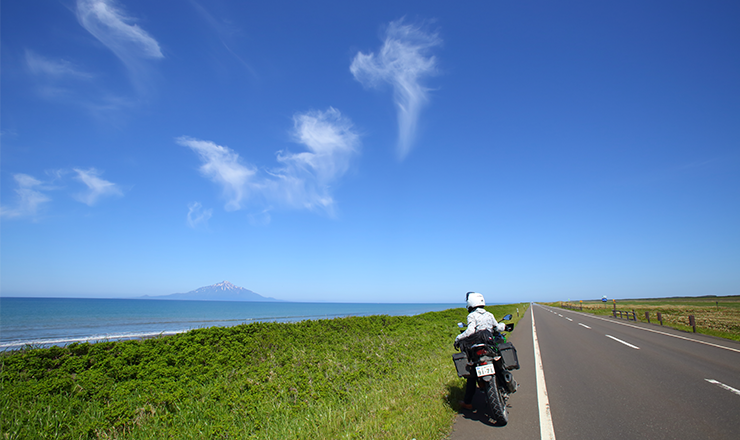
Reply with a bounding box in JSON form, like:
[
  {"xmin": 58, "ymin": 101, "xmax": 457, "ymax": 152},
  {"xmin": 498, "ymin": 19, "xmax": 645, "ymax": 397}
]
[{"xmin": 483, "ymin": 377, "xmax": 508, "ymax": 426}]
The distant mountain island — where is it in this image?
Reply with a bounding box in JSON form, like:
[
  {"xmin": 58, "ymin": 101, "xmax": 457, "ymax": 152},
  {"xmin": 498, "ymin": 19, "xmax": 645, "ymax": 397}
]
[{"xmin": 142, "ymin": 281, "xmax": 281, "ymax": 302}]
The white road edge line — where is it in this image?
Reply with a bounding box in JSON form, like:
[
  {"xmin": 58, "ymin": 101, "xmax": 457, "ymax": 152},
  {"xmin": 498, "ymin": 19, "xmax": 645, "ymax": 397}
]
[
  {"xmin": 532, "ymin": 304, "xmax": 557, "ymax": 440},
  {"xmin": 578, "ymin": 323, "xmax": 591, "ymax": 329},
  {"xmin": 605, "ymin": 334, "xmax": 640, "ymax": 349},
  {"xmin": 705, "ymin": 379, "xmax": 740, "ymax": 396},
  {"xmin": 560, "ymin": 307, "xmax": 740, "ymax": 354}
]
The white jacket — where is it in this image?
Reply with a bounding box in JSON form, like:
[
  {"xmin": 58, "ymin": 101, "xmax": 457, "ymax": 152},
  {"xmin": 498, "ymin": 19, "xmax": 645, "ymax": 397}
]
[{"xmin": 455, "ymin": 308, "xmax": 504, "ymax": 343}]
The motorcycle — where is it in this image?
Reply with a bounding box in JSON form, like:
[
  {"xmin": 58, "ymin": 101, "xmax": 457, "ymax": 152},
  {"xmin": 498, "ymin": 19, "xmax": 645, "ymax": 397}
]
[{"xmin": 452, "ymin": 314, "xmax": 519, "ymax": 425}]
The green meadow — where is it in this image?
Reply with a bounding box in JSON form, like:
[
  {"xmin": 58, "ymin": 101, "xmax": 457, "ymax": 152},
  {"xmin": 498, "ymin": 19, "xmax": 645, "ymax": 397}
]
[
  {"xmin": 1, "ymin": 303, "xmax": 528, "ymax": 439},
  {"xmin": 549, "ymin": 296, "xmax": 740, "ymax": 341}
]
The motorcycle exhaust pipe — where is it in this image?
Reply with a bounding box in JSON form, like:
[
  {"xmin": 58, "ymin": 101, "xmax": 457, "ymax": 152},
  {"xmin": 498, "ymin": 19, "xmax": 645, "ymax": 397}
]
[{"xmin": 503, "ymin": 371, "xmax": 517, "ymax": 393}]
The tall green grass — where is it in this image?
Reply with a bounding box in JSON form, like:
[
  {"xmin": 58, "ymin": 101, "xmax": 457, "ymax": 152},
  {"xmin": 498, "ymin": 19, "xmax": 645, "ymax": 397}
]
[
  {"xmin": 548, "ymin": 296, "xmax": 740, "ymax": 341},
  {"xmin": 1, "ymin": 303, "xmax": 529, "ymax": 439}
]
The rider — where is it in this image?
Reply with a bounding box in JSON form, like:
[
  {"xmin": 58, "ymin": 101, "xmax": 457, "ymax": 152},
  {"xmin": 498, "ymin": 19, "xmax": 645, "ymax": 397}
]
[{"xmin": 454, "ymin": 292, "xmax": 505, "ymax": 410}]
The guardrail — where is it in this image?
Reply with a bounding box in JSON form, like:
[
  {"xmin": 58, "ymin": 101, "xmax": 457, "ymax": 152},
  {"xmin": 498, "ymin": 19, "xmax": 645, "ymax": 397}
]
[
  {"xmin": 612, "ymin": 309, "xmax": 637, "ymax": 321},
  {"xmin": 562, "ymin": 303, "xmax": 582, "ymax": 311}
]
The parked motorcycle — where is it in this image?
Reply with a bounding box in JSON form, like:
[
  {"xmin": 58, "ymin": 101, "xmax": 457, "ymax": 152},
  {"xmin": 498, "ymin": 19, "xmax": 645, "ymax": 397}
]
[{"xmin": 452, "ymin": 314, "xmax": 519, "ymax": 425}]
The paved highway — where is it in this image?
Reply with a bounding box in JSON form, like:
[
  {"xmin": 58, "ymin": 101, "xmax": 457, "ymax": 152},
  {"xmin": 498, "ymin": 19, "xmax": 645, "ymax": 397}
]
[{"xmin": 449, "ymin": 303, "xmax": 740, "ymax": 439}]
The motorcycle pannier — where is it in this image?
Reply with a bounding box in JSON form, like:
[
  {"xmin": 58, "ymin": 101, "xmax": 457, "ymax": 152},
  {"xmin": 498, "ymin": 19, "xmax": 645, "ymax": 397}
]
[
  {"xmin": 498, "ymin": 342, "xmax": 520, "ymax": 370},
  {"xmin": 452, "ymin": 352, "xmax": 471, "ymax": 377}
]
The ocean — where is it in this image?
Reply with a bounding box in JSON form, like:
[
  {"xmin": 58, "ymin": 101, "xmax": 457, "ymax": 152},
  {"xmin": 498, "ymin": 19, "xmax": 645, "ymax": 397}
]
[{"xmin": 0, "ymin": 297, "xmax": 458, "ymax": 350}]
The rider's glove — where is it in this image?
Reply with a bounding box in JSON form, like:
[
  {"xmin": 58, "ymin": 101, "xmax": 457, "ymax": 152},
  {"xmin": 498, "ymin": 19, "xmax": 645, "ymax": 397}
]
[{"xmin": 453, "ymin": 340, "xmax": 459, "ymax": 350}]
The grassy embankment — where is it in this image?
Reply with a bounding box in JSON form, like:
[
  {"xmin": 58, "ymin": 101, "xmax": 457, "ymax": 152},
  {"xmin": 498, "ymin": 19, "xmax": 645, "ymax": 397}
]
[
  {"xmin": 546, "ymin": 296, "xmax": 740, "ymax": 341},
  {"xmin": 1, "ymin": 303, "xmax": 529, "ymax": 440}
]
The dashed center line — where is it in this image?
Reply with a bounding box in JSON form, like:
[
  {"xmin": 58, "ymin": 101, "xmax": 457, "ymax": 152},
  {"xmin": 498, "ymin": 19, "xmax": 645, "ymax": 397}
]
[
  {"xmin": 565, "ymin": 317, "xmax": 573, "ymax": 321},
  {"xmin": 705, "ymin": 379, "xmax": 740, "ymax": 396},
  {"xmin": 578, "ymin": 323, "xmax": 591, "ymax": 329},
  {"xmin": 558, "ymin": 314, "xmax": 563, "ymax": 317},
  {"xmin": 606, "ymin": 334, "xmax": 640, "ymax": 349}
]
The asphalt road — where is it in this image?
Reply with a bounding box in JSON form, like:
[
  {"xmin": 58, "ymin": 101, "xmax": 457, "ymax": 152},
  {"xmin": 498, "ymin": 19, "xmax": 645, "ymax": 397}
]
[{"xmin": 448, "ymin": 303, "xmax": 740, "ymax": 439}]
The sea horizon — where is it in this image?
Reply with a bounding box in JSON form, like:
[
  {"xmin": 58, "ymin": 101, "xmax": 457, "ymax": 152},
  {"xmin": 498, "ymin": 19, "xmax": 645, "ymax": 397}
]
[{"xmin": 0, "ymin": 297, "xmax": 461, "ymax": 350}]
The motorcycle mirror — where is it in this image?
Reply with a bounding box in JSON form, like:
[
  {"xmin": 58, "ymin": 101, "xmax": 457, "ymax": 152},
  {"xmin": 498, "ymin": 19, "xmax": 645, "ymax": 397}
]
[
  {"xmin": 457, "ymin": 322, "xmax": 465, "ymax": 328},
  {"xmin": 502, "ymin": 314, "xmax": 513, "ymax": 321}
]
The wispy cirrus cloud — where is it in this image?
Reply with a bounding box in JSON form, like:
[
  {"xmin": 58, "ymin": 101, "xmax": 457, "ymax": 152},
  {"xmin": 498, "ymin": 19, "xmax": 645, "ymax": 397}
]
[
  {"xmin": 0, "ymin": 174, "xmax": 52, "ymax": 218},
  {"xmin": 180, "ymin": 107, "xmax": 360, "ymax": 219},
  {"xmin": 1, "ymin": 168, "xmax": 124, "ymax": 219},
  {"xmin": 72, "ymin": 168, "xmax": 124, "ymax": 206},
  {"xmin": 187, "ymin": 0, "xmax": 257, "ymax": 77},
  {"xmin": 351, "ymin": 19, "xmax": 441, "ymax": 160},
  {"xmin": 24, "ymin": 50, "xmax": 98, "ymax": 101},
  {"xmin": 25, "ymin": 50, "xmax": 93, "ymax": 79},
  {"xmin": 76, "ymin": 0, "xmax": 163, "ymax": 93},
  {"xmin": 187, "ymin": 202, "xmax": 213, "ymax": 228},
  {"xmin": 177, "ymin": 137, "xmax": 258, "ymax": 211}
]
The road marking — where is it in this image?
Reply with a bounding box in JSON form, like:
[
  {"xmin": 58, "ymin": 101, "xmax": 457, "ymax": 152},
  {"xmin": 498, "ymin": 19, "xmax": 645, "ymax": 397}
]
[
  {"xmin": 565, "ymin": 309, "xmax": 740, "ymax": 354},
  {"xmin": 578, "ymin": 323, "xmax": 591, "ymax": 329},
  {"xmin": 705, "ymin": 379, "xmax": 740, "ymax": 396},
  {"xmin": 565, "ymin": 317, "xmax": 573, "ymax": 321},
  {"xmin": 605, "ymin": 334, "xmax": 640, "ymax": 349},
  {"xmin": 532, "ymin": 305, "xmax": 557, "ymax": 439},
  {"xmin": 558, "ymin": 314, "xmax": 563, "ymax": 317}
]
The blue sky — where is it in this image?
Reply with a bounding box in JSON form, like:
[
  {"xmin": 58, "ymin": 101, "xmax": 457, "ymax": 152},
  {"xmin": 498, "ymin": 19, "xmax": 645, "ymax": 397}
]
[{"xmin": 1, "ymin": 0, "xmax": 738, "ymax": 303}]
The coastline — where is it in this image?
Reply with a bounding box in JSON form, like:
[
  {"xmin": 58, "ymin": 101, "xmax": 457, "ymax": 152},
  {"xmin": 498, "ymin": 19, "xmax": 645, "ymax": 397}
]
[{"xmin": 0, "ymin": 298, "xmax": 459, "ymax": 350}]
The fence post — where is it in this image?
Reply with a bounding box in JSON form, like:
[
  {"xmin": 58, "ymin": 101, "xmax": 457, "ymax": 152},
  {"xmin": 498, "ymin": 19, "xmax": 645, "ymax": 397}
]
[
  {"xmin": 632, "ymin": 310, "xmax": 636, "ymax": 321},
  {"xmin": 689, "ymin": 315, "xmax": 697, "ymax": 333},
  {"xmin": 657, "ymin": 312, "xmax": 663, "ymax": 325},
  {"xmin": 645, "ymin": 311, "xmax": 650, "ymax": 323}
]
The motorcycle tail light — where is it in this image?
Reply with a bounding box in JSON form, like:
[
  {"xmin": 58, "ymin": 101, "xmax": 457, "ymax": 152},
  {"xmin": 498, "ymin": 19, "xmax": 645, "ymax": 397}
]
[{"xmin": 475, "ymin": 349, "xmax": 486, "ymax": 356}]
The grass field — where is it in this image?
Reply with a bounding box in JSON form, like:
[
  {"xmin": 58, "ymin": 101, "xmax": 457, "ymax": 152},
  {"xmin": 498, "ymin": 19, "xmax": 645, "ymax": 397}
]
[
  {"xmin": 1, "ymin": 303, "xmax": 529, "ymax": 440},
  {"xmin": 546, "ymin": 296, "xmax": 740, "ymax": 342}
]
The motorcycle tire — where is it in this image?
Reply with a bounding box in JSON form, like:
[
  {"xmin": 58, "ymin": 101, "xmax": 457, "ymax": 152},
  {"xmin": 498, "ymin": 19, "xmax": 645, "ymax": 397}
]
[{"xmin": 483, "ymin": 377, "xmax": 508, "ymax": 426}]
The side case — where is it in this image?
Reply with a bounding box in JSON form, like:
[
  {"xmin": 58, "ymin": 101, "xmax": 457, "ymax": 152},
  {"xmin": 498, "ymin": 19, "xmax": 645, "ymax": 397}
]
[
  {"xmin": 452, "ymin": 352, "xmax": 470, "ymax": 377},
  {"xmin": 498, "ymin": 342, "xmax": 520, "ymax": 370}
]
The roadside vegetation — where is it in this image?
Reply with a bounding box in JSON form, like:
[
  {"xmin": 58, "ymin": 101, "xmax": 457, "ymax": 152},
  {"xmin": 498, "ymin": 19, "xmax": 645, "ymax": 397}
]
[
  {"xmin": 547, "ymin": 296, "xmax": 740, "ymax": 341},
  {"xmin": 1, "ymin": 303, "xmax": 528, "ymax": 440}
]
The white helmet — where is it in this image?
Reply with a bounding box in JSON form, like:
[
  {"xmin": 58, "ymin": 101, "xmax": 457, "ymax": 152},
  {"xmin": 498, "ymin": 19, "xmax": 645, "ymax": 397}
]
[{"xmin": 466, "ymin": 292, "xmax": 485, "ymax": 310}]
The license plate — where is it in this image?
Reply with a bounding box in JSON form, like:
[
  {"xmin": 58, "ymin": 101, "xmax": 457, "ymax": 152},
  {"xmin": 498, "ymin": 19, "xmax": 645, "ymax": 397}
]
[{"xmin": 476, "ymin": 364, "xmax": 495, "ymax": 377}]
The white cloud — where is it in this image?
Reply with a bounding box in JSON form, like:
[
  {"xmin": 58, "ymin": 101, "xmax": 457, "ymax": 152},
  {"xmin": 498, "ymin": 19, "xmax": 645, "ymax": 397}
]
[
  {"xmin": 25, "ymin": 50, "xmax": 93, "ymax": 79},
  {"xmin": 269, "ymin": 107, "xmax": 360, "ymax": 211},
  {"xmin": 351, "ymin": 19, "xmax": 440, "ymax": 160},
  {"xmin": 73, "ymin": 168, "xmax": 124, "ymax": 206},
  {"xmin": 76, "ymin": 0, "xmax": 163, "ymax": 93},
  {"xmin": 177, "ymin": 137, "xmax": 257, "ymax": 211},
  {"xmin": 187, "ymin": 202, "xmax": 213, "ymax": 228},
  {"xmin": 0, "ymin": 174, "xmax": 52, "ymax": 218},
  {"xmin": 76, "ymin": 0, "xmax": 163, "ymax": 59},
  {"xmin": 180, "ymin": 108, "xmax": 360, "ymax": 218},
  {"xmin": 1, "ymin": 169, "xmax": 123, "ymax": 219}
]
